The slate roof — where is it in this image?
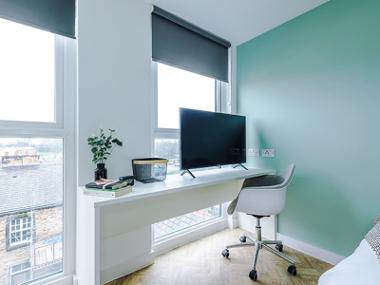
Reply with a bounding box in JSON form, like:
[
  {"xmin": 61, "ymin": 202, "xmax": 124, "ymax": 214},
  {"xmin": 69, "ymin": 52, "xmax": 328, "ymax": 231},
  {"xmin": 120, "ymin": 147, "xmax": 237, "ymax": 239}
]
[{"xmin": 0, "ymin": 163, "xmax": 63, "ymax": 216}]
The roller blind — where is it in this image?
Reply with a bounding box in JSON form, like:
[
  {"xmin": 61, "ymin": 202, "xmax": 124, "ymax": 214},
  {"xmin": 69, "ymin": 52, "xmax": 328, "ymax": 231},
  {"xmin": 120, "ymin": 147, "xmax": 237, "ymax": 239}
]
[
  {"xmin": 0, "ymin": 0, "xmax": 76, "ymax": 38},
  {"xmin": 152, "ymin": 6, "xmax": 231, "ymax": 82}
]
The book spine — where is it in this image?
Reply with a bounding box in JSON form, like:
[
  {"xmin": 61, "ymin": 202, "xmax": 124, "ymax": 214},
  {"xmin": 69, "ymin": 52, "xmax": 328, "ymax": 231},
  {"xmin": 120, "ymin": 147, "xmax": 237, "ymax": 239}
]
[{"xmin": 84, "ymin": 190, "xmax": 115, "ymax": 198}]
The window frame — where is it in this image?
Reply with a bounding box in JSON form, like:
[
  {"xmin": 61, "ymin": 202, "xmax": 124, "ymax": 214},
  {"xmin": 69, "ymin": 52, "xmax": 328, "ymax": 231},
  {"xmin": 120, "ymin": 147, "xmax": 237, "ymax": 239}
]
[
  {"xmin": 152, "ymin": 61, "xmax": 231, "ymax": 166},
  {"xmin": 7, "ymin": 214, "xmax": 34, "ymax": 250},
  {"xmin": 34, "ymin": 239, "xmax": 63, "ymax": 267},
  {"xmin": 152, "ymin": 61, "xmax": 230, "ymax": 139},
  {"xmin": 0, "ymin": 30, "xmax": 76, "ymax": 284},
  {"xmin": 151, "ymin": 61, "xmax": 232, "ymax": 244},
  {"xmin": 0, "ymin": 35, "xmax": 64, "ymax": 129},
  {"xmin": 9, "ymin": 260, "xmax": 32, "ymax": 285},
  {"xmin": 153, "ymin": 204, "xmax": 223, "ymax": 242}
]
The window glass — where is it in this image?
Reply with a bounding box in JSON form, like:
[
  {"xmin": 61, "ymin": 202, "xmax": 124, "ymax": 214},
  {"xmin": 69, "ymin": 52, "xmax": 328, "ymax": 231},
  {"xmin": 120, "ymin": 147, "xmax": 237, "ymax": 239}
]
[
  {"xmin": 0, "ymin": 18, "xmax": 55, "ymax": 122},
  {"xmin": 153, "ymin": 63, "xmax": 224, "ymax": 242},
  {"xmin": 9, "ymin": 215, "xmax": 33, "ymax": 247},
  {"xmin": 154, "ymin": 138, "xmax": 179, "ymax": 174},
  {"xmin": 157, "ymin": 63, "xmax": 215, "ymax": 129},
  {"xmin": 154, "ymin": 205, "xmax": 221, "ymax": 241},
  {"xmin": 0, "ymin": 138, "xmax": 63, "ymax": 284},
  {"xmin": 10, "ymin": 261, "xmax": 32, "ymax": 285}
]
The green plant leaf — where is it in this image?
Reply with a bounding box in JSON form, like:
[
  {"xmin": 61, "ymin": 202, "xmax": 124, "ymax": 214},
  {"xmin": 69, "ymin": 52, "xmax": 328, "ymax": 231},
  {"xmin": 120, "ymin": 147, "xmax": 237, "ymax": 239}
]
[
  {"xmin": 112, "ymin": 138, "xmax": 123, "ymax": 146},
  {"xmin": 88, "ymin": 128, "xmax": 123, "ymax": 164}
]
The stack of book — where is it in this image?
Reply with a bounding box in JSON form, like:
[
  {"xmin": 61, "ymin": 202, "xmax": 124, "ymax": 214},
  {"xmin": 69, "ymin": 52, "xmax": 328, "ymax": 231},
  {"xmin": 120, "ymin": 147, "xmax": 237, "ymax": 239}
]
[{"xmin": 84, "ymin": 176, "xmax": 134, "ymax": 198}]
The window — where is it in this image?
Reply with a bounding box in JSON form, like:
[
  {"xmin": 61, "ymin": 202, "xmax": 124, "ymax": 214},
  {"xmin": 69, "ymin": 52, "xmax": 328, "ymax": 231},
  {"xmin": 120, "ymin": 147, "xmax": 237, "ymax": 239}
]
[
  {"xmin": 154, "ymin": 62, "xmax": 231, "ymax": 172},
  {"xmin": 1, "ymin": 138, "xmax": 64, "ymax": 283},
  {"xmin": 153, "ymin": 62, "xmax": 230, "ymax": 242},
  {"xmin": 0, "ymin": 18, "xmax": 56, "ymax": 123},
  {"xmin": 8, "ymin": 215, "xmax": 33, "ymax": 248},
  {"xmin": 9, "ymin": 240, "xmax": 63, "ymax": 285},
  {"xmin": 156, "ymin": 63, "xmax": 215, "ymax": 129},
  {"xmin": 154, "ymin": 138, "xmax": 180, "ymax": 174},
  {"xmin": 9, "ymin": 261, "xmax": 32, "ymax": 285},
  {"xmin": 153, "ymin": 205, "xmax": 222, "ymax": 241},
  {"xmin": 34, "ymin": 237, "xmax": 63, "ymax": 266},
  {"xmin": 33, "ymin": 236, "xmax": 63, "ymax": 280},
  {"xmin": 0, "ymin": 18, "xmax": 74, "ymax": 285}
]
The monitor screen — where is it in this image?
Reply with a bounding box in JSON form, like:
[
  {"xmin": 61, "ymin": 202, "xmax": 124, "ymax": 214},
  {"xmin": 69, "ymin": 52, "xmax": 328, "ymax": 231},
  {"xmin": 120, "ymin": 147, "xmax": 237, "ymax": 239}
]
[{"xmin": 180, "ymin": 108, "xmax": 246, "ymax": 170}]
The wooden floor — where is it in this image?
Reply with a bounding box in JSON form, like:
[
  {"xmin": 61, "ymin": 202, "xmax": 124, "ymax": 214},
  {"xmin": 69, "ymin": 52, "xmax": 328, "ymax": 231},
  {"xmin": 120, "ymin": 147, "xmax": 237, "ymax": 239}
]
[{"xmin": 107, "ymin": 229, "xmax": 332, "ymax": 285}]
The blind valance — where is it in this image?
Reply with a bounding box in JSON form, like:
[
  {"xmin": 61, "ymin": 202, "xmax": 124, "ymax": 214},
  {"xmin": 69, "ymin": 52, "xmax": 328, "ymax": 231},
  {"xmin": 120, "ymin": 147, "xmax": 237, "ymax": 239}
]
[
  {"xmin": 0, "ymin": 0, "xmax": 76, "ymax": 38},
  {"xmin": 152, "ymin": 6, "xmax": 230, "ymax": 82}
]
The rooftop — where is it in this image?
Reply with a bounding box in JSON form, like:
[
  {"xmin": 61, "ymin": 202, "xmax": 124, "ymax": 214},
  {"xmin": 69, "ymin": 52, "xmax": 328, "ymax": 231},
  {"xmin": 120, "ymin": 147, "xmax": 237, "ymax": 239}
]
[{"xmin": 0, "ymin": 162, "xmax": 63, "ymax": 216}]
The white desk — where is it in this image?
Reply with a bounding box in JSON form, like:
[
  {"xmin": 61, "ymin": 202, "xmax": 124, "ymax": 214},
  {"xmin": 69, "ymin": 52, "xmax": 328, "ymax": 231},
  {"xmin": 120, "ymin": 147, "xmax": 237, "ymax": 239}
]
[{"xmin": 76, "ymin": 167, "xmax": 273, "ymax": 285}]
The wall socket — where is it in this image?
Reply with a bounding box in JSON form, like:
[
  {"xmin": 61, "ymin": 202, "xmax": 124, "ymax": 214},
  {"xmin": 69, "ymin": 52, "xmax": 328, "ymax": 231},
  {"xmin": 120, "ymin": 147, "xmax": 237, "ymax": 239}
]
[
  {"xmin": 261, "ymin": 148, "xmax": 275, "ymax": 158},
  {"xmin": 247, "ymin": 148, "xmax": 259, "ymax": 157}
]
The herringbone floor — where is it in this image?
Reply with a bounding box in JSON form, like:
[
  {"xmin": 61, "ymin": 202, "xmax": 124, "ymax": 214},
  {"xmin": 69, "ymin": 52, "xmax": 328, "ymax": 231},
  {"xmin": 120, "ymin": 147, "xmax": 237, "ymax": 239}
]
[{"xmin": 107, "ymin": 229, "xmax": 332, "ymax": 285}]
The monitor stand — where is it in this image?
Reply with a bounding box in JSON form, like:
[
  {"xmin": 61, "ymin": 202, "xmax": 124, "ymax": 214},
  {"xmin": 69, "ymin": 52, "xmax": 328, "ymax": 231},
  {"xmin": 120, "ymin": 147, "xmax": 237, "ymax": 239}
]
[
  {"xmin": 233, "ymin": 163, "xmax": 248, "ymax": 170},
  {"xmin": 181, "ymin": 169, "xmax": 196, "ymax": 178}
]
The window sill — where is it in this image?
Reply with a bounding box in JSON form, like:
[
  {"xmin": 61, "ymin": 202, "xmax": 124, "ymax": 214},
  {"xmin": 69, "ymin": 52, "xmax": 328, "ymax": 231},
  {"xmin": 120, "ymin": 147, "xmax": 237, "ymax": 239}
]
[
  {"xmin": 7, "ymin": 241, "xmax": 31, "ymax": 251},
  {"xmin": 30, "ymin": 273, "xmax": 73, "ymax": 285}
]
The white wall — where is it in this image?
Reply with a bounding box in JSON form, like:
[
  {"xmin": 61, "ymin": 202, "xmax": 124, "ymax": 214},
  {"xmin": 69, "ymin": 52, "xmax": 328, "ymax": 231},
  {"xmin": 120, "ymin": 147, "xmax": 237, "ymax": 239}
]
[
  {"xmin": 77, "ymin": 0, "xmax": 153, "ymax": 184},
  {"xmin": 76, "ymin": 0, "xmax": 329, "ymax": 186},
  {"xmin": 76, "ymin": 0, "xmax": 240, "ymax": 185}
]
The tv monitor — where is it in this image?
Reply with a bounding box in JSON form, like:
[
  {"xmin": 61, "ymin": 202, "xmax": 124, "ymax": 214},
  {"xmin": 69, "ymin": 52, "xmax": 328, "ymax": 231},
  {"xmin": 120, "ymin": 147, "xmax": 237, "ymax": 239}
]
[{"xmin": 180, "ymin": 108, "xmax": 246, "ymax": 170}]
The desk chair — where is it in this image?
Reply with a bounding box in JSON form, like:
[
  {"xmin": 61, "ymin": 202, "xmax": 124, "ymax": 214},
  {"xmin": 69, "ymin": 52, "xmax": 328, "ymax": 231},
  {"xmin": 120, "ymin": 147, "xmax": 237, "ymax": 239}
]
[{"xmin": 222, "ymin": 164, "xmax": 296, "ymax": 281}]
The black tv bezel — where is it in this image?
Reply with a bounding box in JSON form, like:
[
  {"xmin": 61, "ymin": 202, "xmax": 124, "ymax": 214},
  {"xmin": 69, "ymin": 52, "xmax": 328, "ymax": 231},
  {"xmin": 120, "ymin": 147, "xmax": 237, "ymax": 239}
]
[{"xmin": 179, "ymin": 108, "xmax": 246, "ymax": 170}]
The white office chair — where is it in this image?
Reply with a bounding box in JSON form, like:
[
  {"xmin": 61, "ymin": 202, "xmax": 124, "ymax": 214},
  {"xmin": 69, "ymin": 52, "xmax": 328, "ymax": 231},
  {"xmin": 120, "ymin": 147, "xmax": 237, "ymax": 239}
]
[{"xmin": 222, "ymin": 164, "xmax": 296, "ymax": 281}]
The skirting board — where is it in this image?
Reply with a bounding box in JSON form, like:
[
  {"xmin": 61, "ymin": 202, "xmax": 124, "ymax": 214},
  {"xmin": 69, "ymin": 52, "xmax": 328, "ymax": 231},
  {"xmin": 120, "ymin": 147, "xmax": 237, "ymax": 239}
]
[{"xmin": 277, "ymin": 233, "xmax": 345, "ymax": 265}]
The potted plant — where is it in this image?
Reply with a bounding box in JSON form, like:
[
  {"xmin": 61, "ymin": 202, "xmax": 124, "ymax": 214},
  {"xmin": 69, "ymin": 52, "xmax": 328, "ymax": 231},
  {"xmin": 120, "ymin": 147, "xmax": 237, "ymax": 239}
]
[{"xmin": 87, "ymin": 129, "xmax": 123, "ymax": 180}]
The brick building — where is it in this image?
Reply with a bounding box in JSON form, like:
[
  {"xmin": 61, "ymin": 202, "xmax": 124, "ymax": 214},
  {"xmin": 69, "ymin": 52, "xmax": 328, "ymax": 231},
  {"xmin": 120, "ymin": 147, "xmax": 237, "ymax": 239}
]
[{"xmin": 0, "ymin": 163, "xmax": 63, "ymax": 285}]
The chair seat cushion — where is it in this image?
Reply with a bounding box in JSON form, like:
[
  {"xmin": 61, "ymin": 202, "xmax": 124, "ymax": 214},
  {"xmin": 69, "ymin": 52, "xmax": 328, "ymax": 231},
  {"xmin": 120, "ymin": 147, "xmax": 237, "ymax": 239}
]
[{"xmin": 242, "ymin": 175, "xmax": 284, "ymax": 188}]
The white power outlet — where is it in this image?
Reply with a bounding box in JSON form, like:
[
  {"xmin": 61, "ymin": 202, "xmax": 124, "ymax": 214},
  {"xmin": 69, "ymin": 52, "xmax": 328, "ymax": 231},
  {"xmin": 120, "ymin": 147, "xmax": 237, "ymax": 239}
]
[
  {"xmin": 261, "ymin": 148, "xmax": 275, "ymax": 158},
  {"xmin": 247, "ymin": 148, "xmax": 259, "ymax": 157}
]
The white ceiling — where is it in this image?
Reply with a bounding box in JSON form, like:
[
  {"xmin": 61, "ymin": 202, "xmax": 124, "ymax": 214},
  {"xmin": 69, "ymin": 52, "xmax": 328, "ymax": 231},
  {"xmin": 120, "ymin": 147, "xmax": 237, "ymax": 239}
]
[{"xmin": 150, "ymin": 0, "xmax": 329, "ymax": 46}]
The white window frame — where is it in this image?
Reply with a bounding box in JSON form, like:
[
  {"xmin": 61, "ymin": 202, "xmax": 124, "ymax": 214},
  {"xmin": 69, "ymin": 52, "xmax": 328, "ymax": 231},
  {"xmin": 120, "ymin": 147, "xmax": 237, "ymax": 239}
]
[
  {"xmin": 153, "ymin": 204, "xmax": 223, "ymax": 243},
  {"xmin": 152, "ymin": 61, "xmax": 231, "ymax": 144},
  {"xmin": 0, "ymin": 32, "xmax": 76, "ymax": 284},
  {"xmin": 0, "ymin": 35, "xmax": 64, "ymax": 130},
  {"xmin": 8, "ymin": 214, "xmax": 33, "ymax": 248},
  {"xmin": 9, "ymin": 260, "xmax": 32, "ymax": 285},
  {"xmin": 34, "ymin": 240, "xmax": 63, "ymax": 267},
  {"xmin": 151, "ymin": 61, "xmax": 232, "ymax": 245}
]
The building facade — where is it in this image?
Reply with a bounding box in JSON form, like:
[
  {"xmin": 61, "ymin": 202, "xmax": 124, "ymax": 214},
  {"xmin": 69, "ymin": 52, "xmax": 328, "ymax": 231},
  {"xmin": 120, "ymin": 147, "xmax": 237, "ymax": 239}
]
[{"xmin": 0, "ymin": 206, "xmax": 63, "ymax": 285}]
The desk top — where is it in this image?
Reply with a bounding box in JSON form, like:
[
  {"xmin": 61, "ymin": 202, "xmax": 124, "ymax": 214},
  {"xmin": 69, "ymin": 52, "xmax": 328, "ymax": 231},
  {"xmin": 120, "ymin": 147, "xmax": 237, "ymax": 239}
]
[{"xmin": 78, "ymin": 167, "xmax": 273, "ymax": 208}]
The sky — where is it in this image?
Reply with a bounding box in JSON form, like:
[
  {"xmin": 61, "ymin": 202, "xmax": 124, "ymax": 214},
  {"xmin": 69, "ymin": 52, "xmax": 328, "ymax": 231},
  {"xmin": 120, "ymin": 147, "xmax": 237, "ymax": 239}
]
[
  {"xmin": 0, "ymin": 18, "xmax": 55, "ymax": 123},
  {"xmin": 157, "ymin": 63, "xmax": 215, "ymax": 129}
]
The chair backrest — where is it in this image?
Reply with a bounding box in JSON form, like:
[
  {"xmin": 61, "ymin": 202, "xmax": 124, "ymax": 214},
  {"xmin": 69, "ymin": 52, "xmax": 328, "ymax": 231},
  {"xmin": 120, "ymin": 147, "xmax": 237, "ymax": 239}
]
[
  {"xmin": 235, "ymin": 164, "xmax": 296, "ymax": 216},
  {"xmin": 277, "ymin": 164, "xmax": 296, "ymax": 189}
]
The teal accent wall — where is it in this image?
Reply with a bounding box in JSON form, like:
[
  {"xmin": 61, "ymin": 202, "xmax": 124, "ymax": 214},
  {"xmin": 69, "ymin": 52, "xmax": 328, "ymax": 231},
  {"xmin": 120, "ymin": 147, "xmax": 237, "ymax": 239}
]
[{"xmin": 237, "ymin": 0, "xmax": 380, "ymax": 256}]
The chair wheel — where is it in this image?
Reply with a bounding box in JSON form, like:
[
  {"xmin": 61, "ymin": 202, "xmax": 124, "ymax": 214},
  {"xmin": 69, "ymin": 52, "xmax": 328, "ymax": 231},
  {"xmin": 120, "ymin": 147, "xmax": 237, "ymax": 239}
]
[
  {"xmin": 240, "ymin": 236, "xmax": 247, "ymax": 243},
  {"xmin": 287, "ymin": 265, "xmax": 297, "ymax": 276},
  {"xmin": 275, "ymin": 243, "xmax": 283, "ymax": 252},
  {"xmin": 249, "ymin": 269, "xmax": 258, "ymax": 281},
  {"xmin": 221, "ymin": 249, "xmax": 229, "ymax": 258}
]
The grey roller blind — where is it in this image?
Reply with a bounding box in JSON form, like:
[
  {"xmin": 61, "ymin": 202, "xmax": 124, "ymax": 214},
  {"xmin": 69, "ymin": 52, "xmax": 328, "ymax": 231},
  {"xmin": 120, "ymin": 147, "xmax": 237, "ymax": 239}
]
[
  {"xmin": 0, "ymin": 0, "xmax": 76, "ymax": 38},
  {"xmin": 152, "ymin": 6, "xmax": 231, "ymax": 82}
]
